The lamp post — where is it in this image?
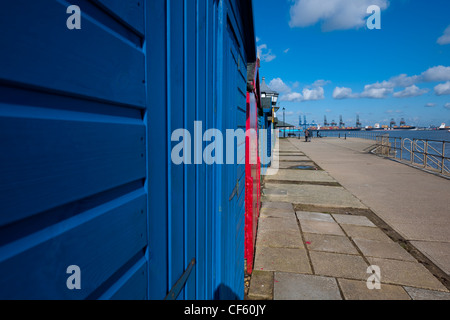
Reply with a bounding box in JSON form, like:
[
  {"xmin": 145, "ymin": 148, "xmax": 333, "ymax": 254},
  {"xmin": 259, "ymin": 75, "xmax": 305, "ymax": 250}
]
[{"xmin": 282, "ymin": 107, "xmax": 286, "ymax": 138}]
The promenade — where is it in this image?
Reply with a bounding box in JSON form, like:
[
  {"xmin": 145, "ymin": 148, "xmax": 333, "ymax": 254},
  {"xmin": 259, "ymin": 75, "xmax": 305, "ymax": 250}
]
[{"xmin": 248, "ymin": 137, "xmax": 450, "ymax": 300}]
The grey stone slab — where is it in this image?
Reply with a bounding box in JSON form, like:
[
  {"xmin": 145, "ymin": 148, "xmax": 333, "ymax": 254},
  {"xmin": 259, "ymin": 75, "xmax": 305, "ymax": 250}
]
[
  {"xmin": 265, "ymin": 169, "xmax": 337, "ymax": 183},
  {"xmin": 248, "ymin": 271, "xmax": 273, "ymax": 300},
  {"xmin": 263, "ymin": 188, "xmax": 288, "ymax": 196},
  {"xmin": 279, "ymin": 155, "xmax": 311, "ymax": 162},
  {"xmin": 340, "ymin": 224, "xmax": 392, "ymax": 242},
  {"xmin": 296, "ymin": 211, "xmax": 334, "ymax": 223},
  {"xmin": 257, "ymin": 229, "xmax": 304, "ymax": 249},
  {"xmin": 332, "ymin": 214, "xmax": 376, "ymax": 227},
  {"xmin": 410, "ymin": 241, "xmax": 450, "ymax": 275},
  {"xmin": 263, "ymin": 183, "xmax": 367, "ymax": 209},
  {"xmin": 304, "ymin": 233, "xmax": 359, "ymax": 255},
  {"xmin": 260, "ymin": 207, "xmax": 296, "ymax": 219},
  {"xmin": 404, "ymin": 286, "xmax": 450, "ymax": 300},
  {"xmin": 261, "ymin": 202, "xmax": 294, "ymax": 211},
  {"xmin": 258, "ymin": 217, "xmax": 299, "ymax": 233},
  {"xmin": 353, "ymin": 238, "xmax": 416, "ymax": 262},
  {"xmin": 278, "ymin": 161, "xmax": 316, "ymax": 169},
  {"xmin": 338, "ymin": 279, "xmax": 411, "ymax": 300},
  {"xmin": 310, "ymin": 251, "xmax": 369, "ymax": 280},
  {"xmin": 254, "ymin": 246, "xmax": 312, "ymax": 274},
  {"xmin": 367, "ymin": 257, "xmax": 448, "ymax": 292},
  {"xmin": 300, "ymin": 220, "xmax": 345, "ymax": 236},
  {"xmin": 274, "ymin": 273, "xmax": 342, "ymax": 300}
]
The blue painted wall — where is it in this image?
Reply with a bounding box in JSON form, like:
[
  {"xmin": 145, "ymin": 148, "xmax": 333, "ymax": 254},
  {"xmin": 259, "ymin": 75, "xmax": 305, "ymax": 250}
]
[{"xmin": 0, "ymin": 0, "xmax": 255, "ymax": 300}]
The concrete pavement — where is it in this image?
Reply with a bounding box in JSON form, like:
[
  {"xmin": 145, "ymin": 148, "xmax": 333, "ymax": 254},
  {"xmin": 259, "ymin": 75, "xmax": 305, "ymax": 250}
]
[{"xmin": 248, "ymin": 137, "xmax": 450, "ymax": 300}]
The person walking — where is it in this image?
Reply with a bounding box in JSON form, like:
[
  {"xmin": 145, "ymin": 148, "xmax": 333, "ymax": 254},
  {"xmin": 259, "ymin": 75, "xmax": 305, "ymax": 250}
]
[{"xmin": 304, "ymin": 129, "xmax": 309, "ymax": 142}]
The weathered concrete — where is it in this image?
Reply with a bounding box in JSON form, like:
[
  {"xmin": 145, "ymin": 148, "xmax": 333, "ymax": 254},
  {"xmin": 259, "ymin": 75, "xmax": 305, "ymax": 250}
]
[
  {"xmin": 296, "ymin": 211, "xmax": 335, "ymax": 223},
  {"xmin": 304, "ymin": 233, "xmax": 359, "ymax": 255},
  {"xmin": 274, "ymin": 273, "xmax": 342, "ymax": 300},
  {"xmin": 300, "ymin": 220, "xmax": 345, "ymax": 236},
  {"xmin": 338, "ymin": 279, "xmax": 411, "ymax": 300},
  {"xmin": 332, "ymin": 214, "xmax": 376, "ymax": 227},
  {"xmin": 403, "ymin": 286, "xmax": 450, "ymax": 300},
  {"xmin": 257, "ymin": 229, "xmax": 305, "ymax": 249},
  {"xmin": 340, "ymin": 224, "xmax": 393, "ymax": 242},
  {"xmin": 248, "ymin": 137, "xmax": 449, "ymax": 300},
  {"xmin": 289, "ymin": 138, "xmax": 450, "ymax": 276},
  {"xmin": 263, "ymin": 183, "xmax": 367, "ymax": 209},
  {"xmin": 353, "ymin": 238, "xmax": 416, "ymax": 262},
  {"xmin": 310, "ymin": 251, "xmax": 369, "ymax": 280},
  {"xmin": 253, "ymin": 246, "xmax": 312, "ymax": 274},
  {"xmin": 247, "ymin": 271, "xmax": 273, "ymax": 300},
  {"xmin": 367, "ymin": 257, "xmax": 448, "ymax": 291},
  {"xmin": 264, "ymin": 169, "xmax": 337, "ymax": 183}
]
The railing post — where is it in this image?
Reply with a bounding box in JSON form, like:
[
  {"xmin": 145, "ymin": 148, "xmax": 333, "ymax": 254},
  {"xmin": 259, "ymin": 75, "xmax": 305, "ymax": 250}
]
[
  {"xmin": 424, "ymin": 141, "xmax": 428, "ymax": 168},
  {"xmin": 411, "ymin": 139, "xmax": 415, "ymax": 164},
  {"xmin": 442, "ymin": 141, "xmax": 446, "ymax": 174},
  {"xmin": 400, "ymin": 138, "xmax": 403, "ymax": 161}
]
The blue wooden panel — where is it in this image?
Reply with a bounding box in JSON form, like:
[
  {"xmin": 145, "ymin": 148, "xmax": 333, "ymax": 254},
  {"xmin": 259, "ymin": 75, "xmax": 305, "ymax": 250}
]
[
  {"xmin": 92, "ymin": 0, "xmax": 145, "ymax": 35},
  {"xmin": 0, "ymin": 116, "xmax": 146, "ymax": 227},
  {"xmin": 0, "ymin": 191, "xmax": 147, "ymax": 300},
  {"xmin": 102, "ymin": 258, "xmax": 147, "ymax": 300},
  {"xmin": 0, "ymin": 0, "xmax": 145, "ymax": 108},
  {"xmin": 167, "ymin": 0, "xmax": 186, "ymax": 300},
  {"xmin": 146, "ymin": 0, "xmax": 169, "ymax": 300}
]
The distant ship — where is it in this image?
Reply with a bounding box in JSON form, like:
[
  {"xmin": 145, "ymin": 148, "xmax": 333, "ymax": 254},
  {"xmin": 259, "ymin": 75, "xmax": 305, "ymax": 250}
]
[
  {"xmin": 439, "ymin": 123, "xmax": 450, "ymax": 130},
  {"xmin": 366, "ymin": 119, "xmax": 416, "ymax": 131}
]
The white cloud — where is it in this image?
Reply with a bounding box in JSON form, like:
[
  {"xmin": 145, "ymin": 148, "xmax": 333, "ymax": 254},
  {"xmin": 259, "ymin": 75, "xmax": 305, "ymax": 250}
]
[
  {"xmin": 444, "ymin": 103, "xmax": 450, "ymax": 110},
  {"xmin": 284, "ymin": 48, "xmax": 290, "ymax": 54},
  {"xmin": 434, "ymin": 81, "xmax": 450, "ymax": 96},
  {"xmin": 256, "ymin": 36, "xmax": 261, "ymax": 43},
  {"xmin": 302, "ymin": 86, "xmax": 325, "ymax": 101},
  {"xmin": 437, "ymin": 25, "xmax": 450, "ymax": 45},
  {"xmin": 257, "ymin": 44, "xmax": 276, "ymax": 62},
  {"xmin": 281, "ymin": 92, "xmax": 303, "ymax": 102},
  {"xmin": 289, "ymin": 0, "xmax": 389, "ymax": 31},
  {"xmin": 275, "ymin": 78, "xmax": 327, "ymax": 102},
  {"xmin": 360, "ymin": 86, "xmax": 393, "ymax": 99},
  {"xmin": 333, "ymin": 87, "xmax": 356, "ymax": 99},
  {"xmin": 425, "ymin": 103, "xmax": 436, "ymax": 108},
  {"xmin": 421, "ymin": 66, "xmax": 450, "ymax": 83},
  {"xmin": 269, "ymin": 78, "xmax": 291, "ymax": 94},
  {"xmin": 393, "ymin": 85, "xmax": 428, "ymax": 98}
]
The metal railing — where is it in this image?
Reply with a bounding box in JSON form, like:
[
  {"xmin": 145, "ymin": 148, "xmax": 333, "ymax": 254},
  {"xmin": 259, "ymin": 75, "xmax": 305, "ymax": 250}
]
[{"xmin": 374, "ymin": 135, "xmax": 450, "ymax": 176}]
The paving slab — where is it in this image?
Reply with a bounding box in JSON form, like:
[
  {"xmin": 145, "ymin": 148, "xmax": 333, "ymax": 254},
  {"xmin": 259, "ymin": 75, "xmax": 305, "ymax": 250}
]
[
  {"xmin": 247, "ymin": 271, "xmax": 273, "ymax": 300},
  {"xmin": 332, "ymin": 214, "xmax": 376, "ymax": 227},
  {"xmin": 261, "ymin": 202, "xmax": 294, "ymax": 211},
  {"xmin": 274, "ymin": 273, "xmax": 342, "ymax": 300},
  {"xmin": 264, "ymin": 169, "xmax": 337, "ymax": 183},
  {"xmin": 338, "ymin": 279, "xmax": 410, "ymax": 300},
  {"xmin": 310, "ymin": 251, "xmax": 369, "ymax": 280},
  {"xmin": 257, "ymin": 217, "xmax": 299, "ymax": 233},
  {"xmin": 403, "ymin": 286, "xmax": 450, "ymax": 300},
  {"xmin": 296, "ymin": 211, "xmax": 335, "ymax": 223},
  {"xmin": 262, "ymin": 183, "xmax": 367, "ymax": 209},
  {"xmin": 257, "ymin": 229, "xmax": 304, "ymax": 249},
  {"xmin": 367, "ymin": 257, "xmax": 448, "ymax": 292},
  {"xmin": 353, "ymin": 238, "xmax": 416, "ymax": 262},
  {"xmin": 260, "ymin": 207, "xmax": 297, "ymax": 219},
  {"xmin": 340, "ymin": 224, "xmax": 393, "ymax": 242},
  {"xmin": 304, "ymin": 233, "xmax": 359, "ymax": 255},
  {"xmin": 300, "ymin": 220, "xmax": 345, "ymax": 236},
  {"xmin": 279, "ymin": 155, "xmax": 311, "ymax": 162},
  {"xmin": 254, "ymin": 246, "xmax": 312, "ymax": 274},
  {"xmin": 277, "ymin": 161, "xmax": 317, "ymax": 169},
  {"xmin": 410, "ymin": 241, "xmax": 450, "ymax": 275}
]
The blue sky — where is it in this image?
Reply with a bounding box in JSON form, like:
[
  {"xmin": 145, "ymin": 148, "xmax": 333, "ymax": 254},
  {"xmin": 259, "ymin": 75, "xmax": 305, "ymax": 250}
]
[{"xmin": 253, "ymin": 0, "xmax": 450, "ymax": 127}]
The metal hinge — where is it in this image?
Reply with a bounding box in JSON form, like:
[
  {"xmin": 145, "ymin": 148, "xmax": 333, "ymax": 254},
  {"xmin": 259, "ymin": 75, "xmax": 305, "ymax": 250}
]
[
  {"xmin": 229, "ymin": 181, "xmax": 239, "ymax": 201},
  {"xmin": 164, "ymin": 258, "xmax": 196, "ymax": 300}
]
